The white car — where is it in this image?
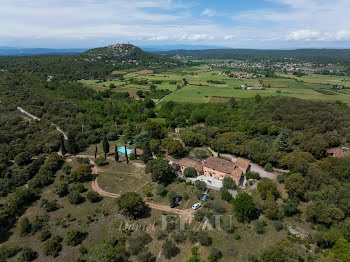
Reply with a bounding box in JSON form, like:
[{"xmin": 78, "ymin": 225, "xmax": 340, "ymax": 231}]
[{"xmin": 192, "ymin": 203, "xmax": 201, "ymax": 210}]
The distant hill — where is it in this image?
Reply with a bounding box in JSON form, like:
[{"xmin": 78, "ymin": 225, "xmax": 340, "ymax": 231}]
[
  {"xmin": 157, "ymin": 48, "xmax": 350, "ymax": 65},
  {"xmin": 0, "ymin": 47, "xmax": 87, "ymax": 56},
  {"xmin": 0, "ymin": 44, "xmax": 180, "ymax": 79}
]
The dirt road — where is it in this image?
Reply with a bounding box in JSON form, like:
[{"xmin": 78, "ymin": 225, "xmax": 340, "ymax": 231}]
[{"xmin": 73, "ymin": 155, "xmax": 194, "ymax": 222}]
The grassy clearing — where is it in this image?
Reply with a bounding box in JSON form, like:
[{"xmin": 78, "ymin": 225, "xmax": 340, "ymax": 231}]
[{"xmin": 97, "ymin": 161, "xmax": 148, "ymax": 195}]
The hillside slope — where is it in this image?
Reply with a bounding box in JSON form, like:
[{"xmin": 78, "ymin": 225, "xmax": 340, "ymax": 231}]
[{"xmin": 0, "ymin": 44, "xmax": 180, "ymax": 80}]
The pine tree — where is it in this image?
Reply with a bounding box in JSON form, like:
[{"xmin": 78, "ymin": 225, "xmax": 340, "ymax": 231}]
[
  {"xmin": 125, "ymin": 145, "xmax": 129, "ymax": 164},
  {"xmin": 102, "ymin": 135, "xmax": 110, "ymax": 160},
  {"xmin": 115, "ymin": 146, "xmax": 119, "ymax": 162},
  {"xmin": 60, "ymin": 134, "xmax": 67, "ymax": 156}
]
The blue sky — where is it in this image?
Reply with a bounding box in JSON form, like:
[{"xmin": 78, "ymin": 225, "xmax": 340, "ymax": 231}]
[{"xmin": 1, "ymin": 0, "xmax": 350, "ymax": 49}]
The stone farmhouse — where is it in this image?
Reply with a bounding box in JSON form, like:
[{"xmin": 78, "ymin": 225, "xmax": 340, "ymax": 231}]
[
  {"xmin": 178, "ymin": 158, "xmax": 204, "ymax": 176},
  {"xmin": 177, "ymin": 156, "xmax": 250, "ymax": 186}
]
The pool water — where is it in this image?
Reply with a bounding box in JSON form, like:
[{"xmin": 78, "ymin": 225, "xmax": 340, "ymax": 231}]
[{"xmin": 117, "ymin": 147, "xmax": 132, "ymax": 155}]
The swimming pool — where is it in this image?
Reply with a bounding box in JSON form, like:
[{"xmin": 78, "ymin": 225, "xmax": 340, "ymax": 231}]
[{"xmin": 117, "ymin": 147, "xmax": 132, "ymax": 155}]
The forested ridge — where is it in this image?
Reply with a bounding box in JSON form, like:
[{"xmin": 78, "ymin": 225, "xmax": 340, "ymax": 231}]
[{"xmin": 157, "ymin": 48, "xmax": 350, "ymax": 65}]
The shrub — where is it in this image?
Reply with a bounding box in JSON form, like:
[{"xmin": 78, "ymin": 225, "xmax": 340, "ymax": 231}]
[
  {"xmin": 254, "ymin": 220, "xmax": 266, "ymax": 234},
  {"xmin": 39, "ymin": 228, "xmax": 51, "ymax": 242},
  {"xmin": 77, "ymin": 158, "xmax": 90, "ymax": 164},
  {"xmin": 194, "ymin": 180, "xmax": 207, "ymax": 191},
  {"xmin": 171, "ymin": 231, "xmax": 187, "ymax": 243},
  {"xmin": 222, "ymin": 220, "xmax": 236, "ymax": 234},
  {"xmin": 273, "ymin": 221, "xmax": 284, "ymax": 232},
  {"xmin": 31, "ymin": 215, "xmax": 49, "ymax": 233},
  {"xmin": 65, "ymin": 229, "xmax": 88, "ymax": 246},
  {"xmin": 246, "ymin": 171, "xmax": 260, "ymax": 180},
  {"xmin": 156, "ymin": 184, "xmax": 167, "ymax": 196},
  {"xmin": 233, "ymin": 232, "xmax": 241, "ymax": 240},
  {"xmin": 264, "ymin": 163, "xmax": 274, "ymax": 172},
  {"xmin": 70, "ymin": 164, "xmax": 92, "ymax": 182},
  {"xmin": 87, "ymin": 191, "xmax": 103, "ymax": 203},
  {"xmin": 94, "ymin": 157, "xmax": 105, "ymax": 166},
  {"xmin": 68, "ymin": 182, "xmax": 86, "ymax": 193},
  {"xmin": 137, "ymin": 249, "xmax": 154, "ymax": 262},
  {"xmin": 162, "ymin": 240, "xmax": 179, "ymax": 259},
  {"xmin": 18, "ymin": 247, "xmax": 38, "ymax": 262},
  {"xmin": 0, "ymin": 246, "xmax": 21, "ymax": 261},
  {"xmin": 283, "ymin": 198, "xmax": 300, "ymax": 216},
  {"xmin": 62, "ymin": 163, "xmax": 72, "ymax": 174},
  {"xmin": 128, "ymin": 231, "xmax": 152, "ymax": 255},
  {"xmin": 184, "ymin": 167, "xmax": 197, "ymax": 177},
  {"xmin": 208, "ymin": 247, "xmax": 222, "ymax": 262},
  {"xmin": 44, "ymin": 236, "xmax": 62, "ymax": 257},
  {"xmin": 54, "ymin": 181, "xmax": 69, "ymax": 197},
  {"xmin": 248, "ymin": 254, "xmax": 258, "ymax": 262},
  {"xmin": 197, "ymin": 231, "xmax": 212, "ymax": 246},
  {"xmin": 40, "ymin": 199, "xmax": 60, "ymax": 212},
  {"xmin": 155, "ymin": 230, "xmax": 167, "ymax": 240},
  {"xmin": 257, "ymin": 179, "xmax": 280, "ymax": 201},
  {"xmin": 220, "ymin": 188, "xmax": 233, "ymax": 202},
  {"xmin": 19, "ymin": 217, "xmax": 31, "ymax": 237},
  {"xmin": 223, "ymin": 177, "xmax": 236, "ymax": 189},
  {"xmin": 79, "ymin": 245, "xmax": 88, "ymax": 255},
  {"xmin": 68, "ymin": 191, "xmax": 85, "ymax": 205}
]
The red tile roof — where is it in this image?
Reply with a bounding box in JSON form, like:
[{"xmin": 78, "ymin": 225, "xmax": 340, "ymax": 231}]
[
  {"xmin": 326, "ymin": 148, "xmax": 346, "ymax": 157},
  {"xmin": 178, "ymin": 158, "xmax": 203, "ymax": 173},
  {"xmin": 235, "ymin": 157, "xmax": 250, "ymax": 173}
]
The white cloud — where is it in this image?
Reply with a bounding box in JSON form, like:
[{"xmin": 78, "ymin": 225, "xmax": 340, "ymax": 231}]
[
  {"xmin": 179, "ymin": 34, "xmax": 215, "ymax": 41},
  {"xmin": 287, "ymin": 30, "xmax": 319, "ymax": 40},
  {"xmin": 148, "ymin": 36, "xmax": 169, "ymax": 41},
  {"xmin": 201, "ymin": 8, "xmax": 216, "ymax": 17},
  {"xmin": 224, "ymin": 35, "xmax": 236, "ymax": 40}
]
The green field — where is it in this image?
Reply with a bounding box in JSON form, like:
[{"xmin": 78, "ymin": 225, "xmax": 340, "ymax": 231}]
[
  {"xmin": 80, "ymin": 69, "xmax": 350, "ymax": 104},
  {"xmin": 277, "ymin": 73, "xmax": 350, "ymax": 88}
]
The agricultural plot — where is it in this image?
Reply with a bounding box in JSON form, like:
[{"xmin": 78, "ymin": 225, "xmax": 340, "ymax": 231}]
[
  {"xmin": 277, "ymin": 73, "xmax": 350, "ymax": 88},
  {"xmin": 163, "ymin": 83, "xmax": 350, "ymax": 104}
]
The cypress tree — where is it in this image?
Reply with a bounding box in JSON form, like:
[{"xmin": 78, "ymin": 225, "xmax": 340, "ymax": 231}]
[
  {"xmin": 102, "ymin": 136, "xmax": 110, "ymax": 160},
  {"xmin": 115, "ymin": 146, "xmax": 119, "ymax": 162},
  {"xmin": 60, "ymin": 134, "xmax": 66, "ymax": 156},
  {"xmin": 134, "ymin": 147, "xmax": 137, "ymax": 158},
  {"xmin": 125, "ymin": 145, "xmax": 129, "ymax": 164},
  {"xmin": 94, "ymin": 145, "xmax": 97, "ymax": 159}
]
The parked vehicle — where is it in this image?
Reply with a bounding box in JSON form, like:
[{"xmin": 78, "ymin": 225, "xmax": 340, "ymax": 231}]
[
  {"xmin": 202, "ymin": 194, "xmax": 209, "ymax": 201},
  {"xmin": 170, "ymin": 202, "xmax": 179, "ymax": 208},
  {"xmin": 174, "ymin": 196, "xmax": 182, "ymax": 202},
  {"xmin": 192, "ymin": 203, "xmax": 201, "ymax": 210}
]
